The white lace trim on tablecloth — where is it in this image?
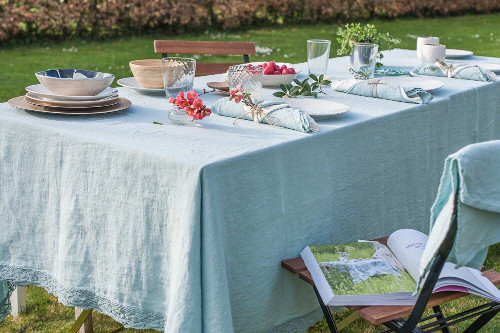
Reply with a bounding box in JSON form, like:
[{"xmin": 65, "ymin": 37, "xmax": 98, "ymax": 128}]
[{"xmin": 0, "ymin": 265, "xmax": 165, "ymax": 330}]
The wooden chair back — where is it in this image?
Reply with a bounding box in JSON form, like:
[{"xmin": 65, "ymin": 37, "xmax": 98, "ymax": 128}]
[{"xmin": 153, "ymin": 40, "xmax": 256, "ymax": 76}]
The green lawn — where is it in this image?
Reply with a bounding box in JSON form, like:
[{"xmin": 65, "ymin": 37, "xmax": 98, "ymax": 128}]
[
  {"xmin": 1, "ymin": 13, "xmax": 500, "ymax": 102},
  {"xmin": 1, "ymin": 13, "xmax": 500, "ymax": 333}
]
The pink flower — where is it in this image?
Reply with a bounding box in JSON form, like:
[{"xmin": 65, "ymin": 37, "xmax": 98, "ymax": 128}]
[
  {"xmin": 176, "ymin": 95, "xmax": 185, "ymax": 104},
  {"xmin": 186, "ymin": 90, "xmax": 198, "ymax": 101},
  {"xmin": 168, "ymin": 97, "xmax": 175, "ymax": 103},
  {"xmin": 193, "ymin": 98, "xmax": 204, "ymax": 109}
]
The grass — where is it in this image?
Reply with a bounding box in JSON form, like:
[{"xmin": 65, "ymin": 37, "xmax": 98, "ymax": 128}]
[
  {"xmin": 1, "ymin": 13, "xmax": 500, "ymax": 102},
  {"xmin": 0, "ymin": 13, "xmax": 499, "ymax": 332}
]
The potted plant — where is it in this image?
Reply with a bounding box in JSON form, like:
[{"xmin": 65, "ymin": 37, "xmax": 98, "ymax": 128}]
[{"xmin": 336, "ymin": 23, "xmax": 400, "ymax": 67}]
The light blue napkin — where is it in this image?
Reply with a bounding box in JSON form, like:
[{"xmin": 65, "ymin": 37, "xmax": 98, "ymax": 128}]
[
  {"xmin": 211, "ymin": 98, "xmax": 319, "ymax": 133},
  {"xmin": 419, "ymin": 140, "xmax": 500, "ymax": 279},
  {"xmin": 0, "ymin": 281, "xmax": 12, "ymax": 322},
  {"xmin": 331, "ymin": 78, "xmax": 433, "ymax": 104},
  {"xmin": 413, "ymin": 62, "xmax": 497, "ymax": 82}
]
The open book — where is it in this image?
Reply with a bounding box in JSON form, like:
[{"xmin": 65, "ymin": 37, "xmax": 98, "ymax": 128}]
[{"xmin": 301, "ymin": 229, "xmax": 500, "ymax": 306}]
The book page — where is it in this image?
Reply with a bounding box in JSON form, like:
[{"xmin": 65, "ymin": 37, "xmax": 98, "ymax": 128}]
[
  {"xmin": 387, "ymin": 229, "xmax": 428, "ymax": 282},
  {"xmin": 307, "ymin": 241, "xmax": 416, "ymax": 296}
]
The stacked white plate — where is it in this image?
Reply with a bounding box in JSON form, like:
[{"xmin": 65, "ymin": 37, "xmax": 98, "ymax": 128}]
[{"xmin": 8, "ymin": 84, "xmax": 131, "ymax": 115}]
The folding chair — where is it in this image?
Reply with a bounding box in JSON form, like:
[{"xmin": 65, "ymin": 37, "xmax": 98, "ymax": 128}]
[
  {"xmin": 153, "ymin": 40, "xmax": 256, "ymax": 76},
  {"xmin": 282, "ymin": 192, "xmax": 500, "ymax": 332}
]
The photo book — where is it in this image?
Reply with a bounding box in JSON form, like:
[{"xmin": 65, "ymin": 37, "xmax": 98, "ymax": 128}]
[{"xmin": 301, "ymin": 229, "xmax": 500, "ymax": 306}]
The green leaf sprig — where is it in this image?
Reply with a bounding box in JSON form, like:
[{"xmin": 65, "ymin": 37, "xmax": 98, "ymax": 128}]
[
  {"xmin": 349, "ymin": 68, "xmax": 371, "ymax": 80},
  {"xmin": 273, "ymin": 74, "xmax": 331, "ymax": 99}
]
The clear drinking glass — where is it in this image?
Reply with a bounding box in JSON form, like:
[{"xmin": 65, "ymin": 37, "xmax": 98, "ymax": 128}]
[
  {"xmin": 350, "ymin": 43, "xmax": 379, "ymax": 79},
  {"xmin": 227, "ymin": 65, "xmax": 264, "ymax": 101},
  {"xmin": 307, "ymin": 39, "xmax": 331, "ymax": 75},
  {"xmin": 162, "ymin": 57, "xmax": 196, "ymax": 125}
]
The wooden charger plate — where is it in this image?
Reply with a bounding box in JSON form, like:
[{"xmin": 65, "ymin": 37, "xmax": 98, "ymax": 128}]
[
  {"xmin": 207, "ymin": 81, "xmax": 229, "ymax": 94},
  {"xmin": 25, "ymin": 94, "xmax": 120, "ymax": 109},
  {"xmin": 8, "ymin": 96, "xmax": 132, "ymax": 115}
]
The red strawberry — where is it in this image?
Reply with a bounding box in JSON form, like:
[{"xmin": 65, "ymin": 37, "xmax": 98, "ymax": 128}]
[
  {"xmin": 282, "ymin": 68, "xmax": 289, "ymax": 74},
  {"xmin": 288, "ymin": 68, "xmax": 296, "ymax": 74},
  {"xmin": 264, "ymin": 66, "xmax": 274, "ymax": 75},
  {"xmin": 280, "ymin": 65, "xmax": 287, "ymax": 70},
  {"xmin": 273, "ymin": 70, "xmax": 281, "ymax": 75},
  {"xmin": 269, "ymin": 61, "xmax": 277, "ymax": 69}
]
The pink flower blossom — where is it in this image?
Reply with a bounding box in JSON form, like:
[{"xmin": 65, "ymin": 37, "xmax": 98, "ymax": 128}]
[
  {"xmin": 193, "ymin": 99, "xmax": 204, "ymax": 109},
  {"xmin": 186, "ymin": 91, "xmax": 198, "ymax": 101},
  {"xmin": 168, "ymin": 90, "xmax": 210, "ymax": 120}
]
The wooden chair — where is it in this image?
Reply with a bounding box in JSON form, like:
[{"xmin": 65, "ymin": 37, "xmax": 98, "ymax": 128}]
[
  {"xmin": 153, "ymin": 40, "xmax": 256, "ymax": 76},
  {"xmin": 282, "ymin": 207, "xmax": 500, "ymax": 332}
]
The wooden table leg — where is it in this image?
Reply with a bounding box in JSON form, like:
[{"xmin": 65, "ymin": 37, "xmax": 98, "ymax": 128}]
[
  {"xmin": 75, "ymin": 307, "xmax": 94, "ymax": 333},
  {"xmin": 9, "ymin": 287, "xmax": 26, "ymax": 317}
]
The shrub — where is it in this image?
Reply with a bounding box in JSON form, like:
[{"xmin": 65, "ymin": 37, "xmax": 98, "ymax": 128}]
[{"xmin": 0, "ymin": 0, "xmax": 498, "ymax": 43}]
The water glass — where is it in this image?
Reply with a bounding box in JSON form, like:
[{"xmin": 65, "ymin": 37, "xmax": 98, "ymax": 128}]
[
  {"xmin": 307, "ymin": 39, "xmax": 331, "ymax": 75},
  {"xmin": 350, "ymin": 43, "xmax": 379, "ymax": 79},
  {"xmin": 162, "ymin": 57, "xmax": 196, "ymax": 96},
  {"xmin": 162, "ymin": 57, "xmax": 196, "ymax": 125},
  {"xmin": 228, "ymin": 65, "xmax": 264, "ymax": 100}
]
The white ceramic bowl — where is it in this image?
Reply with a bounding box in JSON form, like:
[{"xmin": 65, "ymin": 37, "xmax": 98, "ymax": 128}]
[
  {"xmin": 262, "ymin": 73, "xmax": 299, "ymax": 87},
  {"xmin": 248, "ymin": 62, "xmax": 299, "ymax": 87},
  {"xmin": 35, "ymin": 69, "xmax": 114, "ymax": 96}
]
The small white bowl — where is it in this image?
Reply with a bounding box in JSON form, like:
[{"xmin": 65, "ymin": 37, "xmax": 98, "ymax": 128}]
[
  {"xmin": 248, "ymin": 62, "xmax": 300, "ymax": 87},
  {"xmin": 35, "ymin": 69, "xmax": 114, "ymax": 96},
  {"xmin": 262, "ymin": 73, "xmax": 299, "ymax": 87}
]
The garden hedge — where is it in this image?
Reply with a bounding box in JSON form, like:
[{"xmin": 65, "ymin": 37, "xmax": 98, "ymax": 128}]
[{"xmin": 0, "ymin": 0, "xmax": 498, "ymax": 43}]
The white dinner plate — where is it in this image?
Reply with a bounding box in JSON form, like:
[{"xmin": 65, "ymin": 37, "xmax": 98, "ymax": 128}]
[
  {"xmin": 274, "ymin": 98, "xmax": 350, "ymax": 120},
  {"xmin": 445, "ymin": 49, "xmax": 474, "ymax": 59},
  {"xmin": 26, "ymin": 84, "xmax": 117, "ymax": 101},
  {"xmin": 382, "ymin": 76, "xmax": 444, "ymax": 92},
  {"xmin": 117, "ymin": 77, "xmax": 164, "ymax": 95}
]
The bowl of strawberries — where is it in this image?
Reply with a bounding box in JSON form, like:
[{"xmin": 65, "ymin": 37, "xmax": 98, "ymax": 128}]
[{"xmin": 245, "ymin": 62, "xmax": 299, "ymax": 87}]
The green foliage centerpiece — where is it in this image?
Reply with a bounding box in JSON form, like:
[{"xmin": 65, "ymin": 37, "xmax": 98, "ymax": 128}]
[{"xmin": 336, "ymin": 23, "xmax": 400, "ymax": 67}]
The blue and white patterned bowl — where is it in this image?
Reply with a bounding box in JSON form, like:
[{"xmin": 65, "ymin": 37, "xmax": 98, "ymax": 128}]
[{"xmin": 35, "ymin": 69, "xmax": 115, "ymax": 96}]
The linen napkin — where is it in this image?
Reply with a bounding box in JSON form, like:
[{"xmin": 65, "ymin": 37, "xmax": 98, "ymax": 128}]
[
  {"xmin": 211, "ymin": 98, "xmax": 319, "ymax": 133},
  {"xmin": 331, "ymin": 78, "xmax": 433, "ymax": 104},
  {"xmin": 413, "ymin": 61, "xmax": 497, "ymax": 82},
  {"xmin": 419, "ymin": 140, "xmax": 500, "ymax": 281}
]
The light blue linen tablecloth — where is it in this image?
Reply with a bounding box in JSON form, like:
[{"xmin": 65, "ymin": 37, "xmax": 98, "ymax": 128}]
[{"xmin": 0, "ymin": 49, "xmax": 499, "ymax": 332}]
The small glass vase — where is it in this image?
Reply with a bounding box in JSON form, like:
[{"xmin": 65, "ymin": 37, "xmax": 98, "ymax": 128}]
[
  {"xmin": 350, "ymin": 43, "xmax": 379, "ymax": 79},
  {"xmin": 168, "ymin": 106, "xmax": 194, "ymax": 126}
]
